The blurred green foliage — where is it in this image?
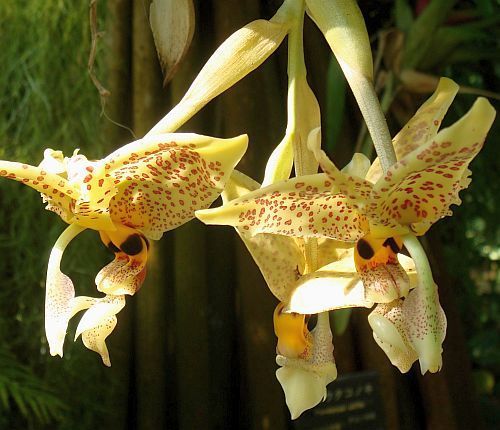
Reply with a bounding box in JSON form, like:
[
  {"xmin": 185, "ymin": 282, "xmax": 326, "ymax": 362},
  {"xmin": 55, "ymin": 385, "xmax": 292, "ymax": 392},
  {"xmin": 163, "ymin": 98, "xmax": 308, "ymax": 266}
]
[{"xmin": 0, "ymin": 1, "xmax": 118, "ymax": 428}]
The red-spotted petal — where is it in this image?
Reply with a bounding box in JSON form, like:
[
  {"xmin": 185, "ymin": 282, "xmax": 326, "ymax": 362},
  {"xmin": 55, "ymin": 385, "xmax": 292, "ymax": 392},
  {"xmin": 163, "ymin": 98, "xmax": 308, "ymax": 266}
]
[
  {"xmin": 368, "ymin": 300, "xmax": 418, "ymax": 373},
  {"xmin": 74, "ymin": 294, "xmax": 126, "ymax": 366},
  {"xmin": 307, "ymin": 130, "xmax": 374, "ymax": 211},
  {"xmin": 96, "ymin": 256, "xmax": 147, "ymax": 296},
  {"xmin": 371, "ymin": 98, "xmax": 496, "ymax": 236},
  {"xmin": 197, "ymin": 173, "xmax": 366, "ymax": 242},
  {"xmin": 402, "ymin": 286, "xmax": 447, "ymax": 374},
  {"xmin": 81, "ymin": 315, "xmax": 118, "ymax": 367},
  {"xmin": 366, "ymin": 78, "xmax": 459, "ymax": 183},
  {"xmin": 0, "ymin": 161, "xmax": 79, "ymax": 223},
  {"xmin": 221, "ymin": 170, "xmax": 305, "ymax": 301},
  {"xmin": 98, "ymin": 133, "xmax": 248, "ymax": 240},
  {"xmin": 45, "ymin": 271, "xmax": 75, "ymax": 357}
]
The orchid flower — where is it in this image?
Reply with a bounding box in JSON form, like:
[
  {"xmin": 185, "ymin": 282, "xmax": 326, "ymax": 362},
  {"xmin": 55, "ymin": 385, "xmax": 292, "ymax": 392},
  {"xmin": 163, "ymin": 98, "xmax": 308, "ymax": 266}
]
[
  {"xmin": 0, "ymin": 132, "xmax": 247, "ymax": 365},
  {"xmin": 217, "ymin": 168, "xmax": 416, "ymax": 417},
  {"xmin": 197, "ymin": 78, "xmax": 496, "ymax": 374}
]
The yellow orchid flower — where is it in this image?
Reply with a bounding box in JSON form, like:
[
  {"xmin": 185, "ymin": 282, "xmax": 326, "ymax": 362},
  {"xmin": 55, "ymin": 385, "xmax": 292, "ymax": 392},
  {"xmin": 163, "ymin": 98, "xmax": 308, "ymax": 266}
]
[
  {"xmin": 217, "ymin": 168, "xmax": 416, "ymax": 418},
  {"xmin": 0, "ymin": 132, "xmax": 247, "ymax": 365},
  {"xmin": 196, "ymin": 78, "xmax": 495, "ymax": 289},
  {"xmin": 197, "ymin": 78, "xmax": 495, "ymax": 374}
]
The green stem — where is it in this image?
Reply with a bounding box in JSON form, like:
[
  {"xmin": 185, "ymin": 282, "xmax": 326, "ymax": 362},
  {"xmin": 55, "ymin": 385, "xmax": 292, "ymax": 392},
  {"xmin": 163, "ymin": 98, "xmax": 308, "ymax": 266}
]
[
  {"xmin": 285, "ymin": 0, "xmax": 319, "ymax": 274},
  {"xmin": 402, "ymin": 234, "xmax": 435, "ymax": 296}
]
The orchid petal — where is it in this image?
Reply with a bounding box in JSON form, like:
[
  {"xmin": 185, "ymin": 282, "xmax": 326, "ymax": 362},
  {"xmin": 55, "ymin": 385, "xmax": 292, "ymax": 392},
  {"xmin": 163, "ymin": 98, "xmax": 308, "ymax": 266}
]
[
  {"xmin": 74, "ymin": 294, "xmax": 126, "ymax": 366},
  {"xmin": 402, "ymin": 286, "xmax": 447, "ymax": 374},
  {"xmin": 147, "ymin": 19, "xmax": 289, "ymax": 135},
  {"xmin": 222, "ymin": 171, "xmax": 304, "ymax": 301},
  {"xmin": 45, "ymin": 271, "xmax": 75, "ymax": 358},
  {"xmin": 276, "ymin": 313, "xmax": 337, "ymax": 419},
  {"xmin": 197, "ymin": 173, "xmax": 366, "ymax": 242},
  {"xmin": 358, "ymin": 261, "xmax": 410, "ymax": 303},
  {"xmin": 276, "ymin": 367, "xmax": 330, "ymax": 420},
  {"xmin": 366, "ymin": 78, "xmax": 459, "ymax": 183},
  {"xmin": 368, "ymin": 300, "xmax": 418, "ymax": 373},
  {"xmin": 287, "ymin": 248, "xmax": 373, "ymax": 314},
  {"xmin": 96, "ymin": 257, "xmax": 147, "ymax": 296},
  {"xmin": 81, "ymin": 315, "xmax": 118, "ymax": 367},
  {"xmin": 74, "ymin": 294, "xmax": 126, "ymax": 340},
  {"xmin": 99, "ymin": 133, "xmax": 248, "ymax": 240},
  {"xmin": 307, "ymin": 129, "xmax": 375, "ymax": 212},
  {"xmin": 372, "ymin": 98, "xmax": 495, "ymax": 236},
  {"xmin": 45, "ymin": 224, "xmax": 86, "ymax": 357},
  {"xmin": 0, "ymin": 160, "xmax": 79, "ymax": 223}
]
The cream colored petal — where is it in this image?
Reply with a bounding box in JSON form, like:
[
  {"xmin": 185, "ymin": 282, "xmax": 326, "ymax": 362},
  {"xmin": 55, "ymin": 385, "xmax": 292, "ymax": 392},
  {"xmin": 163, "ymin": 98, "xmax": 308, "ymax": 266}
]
[
  {"xmin": 147, "ymin": 19, "xmax": 289, "ymax": 135},
  {"xmin": 240, "ymin": 232, "xmax": 304, "ymax": 302},
  {"xmin": 263, "ymin": 132, "xmax": 294, "ymax": 187},
  {"xmin": 287, "ymin": 250, "xmax": 373, "ymax": 314},
  {"xmin": 276, "ymin": 313, "xmax": 337, "ymax": 419},
  {"xmin": 45, "ymin": 271, "xmax": 75, "ymax": 358},
  {"xmin": 276, "ymin": 367, "xmax": 329, "ymax": 420},
  {"xmin": 366, "ymin": 78, "xmax": 459, "ymax": 183},
  {"xmin": 402, "ymin": 287, "xmax": 447, "ymax": 374},
  {"xmin": 95, "ymin": 257, "xmax": 146, "ymax": 296},
  {"xmin": 358, "ymin": 261, "xmax": 410, "ymax": 303},
  {"xmin": 368, "ymin": 301, "xmax": 418, "ymax": 373},
  {"xmin": 74, "ymin": 294, "xmax": 126, "ymax": 340},
  {"xmin": 44, "ymin": 225, "xmax": 86, "ymax": 357},
  {"xmin": 81, "ymin": 315, "xmax": 117, "ymax": 367},
  {"xmin": 98, "ymin": 133, "xmax": 248, "ymax": 240},
  {"xmin": 197, "ymin": 173, "xmax": 366, "ymax": 242},
  {"xmin": 222, "ymin": 170, "xmax": 304, "ymax": 301},
  {"xmin": 372, "ymin": 98, "xmax": 496, "ymax": 235}
]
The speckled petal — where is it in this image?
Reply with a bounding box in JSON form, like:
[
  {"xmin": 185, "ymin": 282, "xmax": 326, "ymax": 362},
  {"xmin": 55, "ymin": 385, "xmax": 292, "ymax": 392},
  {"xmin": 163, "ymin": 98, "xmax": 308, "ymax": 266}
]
[
  {"xmin": 74, "ymin": 294, "xmax": 126, "ymax": 341},
  {"xmin": 372, "ymin": 98, "xmax": 496, "ymax": 236},
  {"xmin": 197, "ymin": 173, "xmax": 366, "ymax": 242},
  {"xmin": 287, "ymin": 248, "xmax": 373, "ymax": 314},
  {"xmin": 402, "ymin": 286, "xmax": 447, "ymax": 374},
  {"xmin": 95, "ymin": 257, "xmax": 147, "ymax": 296},
  {"xmin": 358, "ymin": 261, "xmax": 410, "ymax": 303},
  {"xmin": 368, "ymin": 300, "xmax": 418, "ymax": 373},
  {"xmin": 307, "ymin": 130, "xmax": 374, "ymax": 211},
  {"xmin": 96, "ymin": 133, "xmax": 248, "ymax": 240},
  {"xmin": 366, "ymin": 78, "xmax": 459, "ymax": 183},
  {"xmin": 0, "ymin": 161, "xmax": 79, "ymax": 223},
  {"xmin": 221, "ymin": 170, "xmax": 305, "ymax": 301},
  {"xmin": 81, "ymin": 315, "xmax": 118, "ymax": 367},
  {"xmin": 45, "ymin": 224, "xmax": 86, "ymax": 357},
  {"xmin": 45, "ymin": 271, "xmax": 75, "ymax": 357}
]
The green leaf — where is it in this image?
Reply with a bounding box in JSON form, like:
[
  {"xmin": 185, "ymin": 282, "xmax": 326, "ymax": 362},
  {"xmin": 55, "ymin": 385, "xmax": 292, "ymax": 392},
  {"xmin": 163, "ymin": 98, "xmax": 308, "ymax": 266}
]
[
  {"xmin": 395, "ymin": 0, "xmax": 414, "ymax": 32},
  {"xmin": 402, "ymin": 0, "xmax": 456, "ymax": 69}
]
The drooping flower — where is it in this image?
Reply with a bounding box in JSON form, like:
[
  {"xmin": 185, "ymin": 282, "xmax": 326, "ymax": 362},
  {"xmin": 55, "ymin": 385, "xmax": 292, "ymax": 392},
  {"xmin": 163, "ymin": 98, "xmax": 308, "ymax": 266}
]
[
  {"xmin": 1, "ymin": 132, "xmax": 247, "ymax": 365},
  {"xmin": 197, "ymin": 78, "xmax": 496, "ymax": 373},
  {"xmin": 215, "ymin": 168, "xmax": 416, "ymax": 417}
]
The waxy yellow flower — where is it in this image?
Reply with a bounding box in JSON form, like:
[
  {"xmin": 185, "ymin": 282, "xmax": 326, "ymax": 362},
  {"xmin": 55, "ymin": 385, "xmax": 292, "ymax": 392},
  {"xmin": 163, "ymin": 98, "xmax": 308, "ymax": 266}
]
[
  {"xmin": 0, "ymin": 132, "xmax": 247, "ymax": 365},
  {"xmin": 216, "ymin": 169, "xmax": 416, "ymax": 418},
  {"xmin": 197, "ymin": 78, "xmax": 496, "ymax": 374}
]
